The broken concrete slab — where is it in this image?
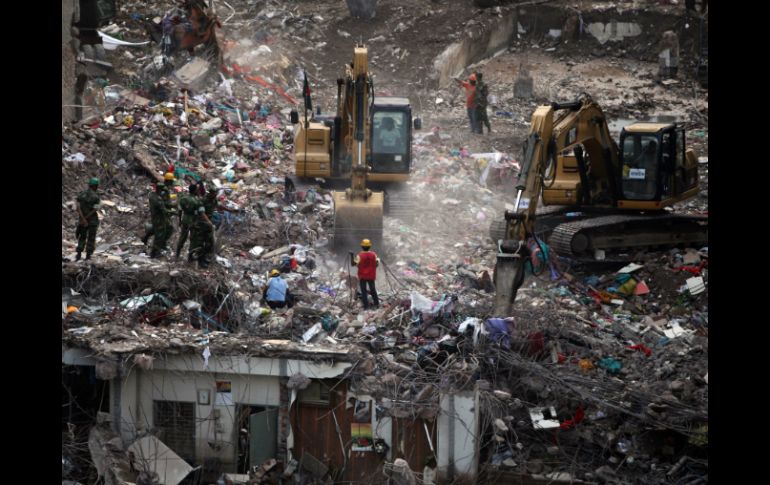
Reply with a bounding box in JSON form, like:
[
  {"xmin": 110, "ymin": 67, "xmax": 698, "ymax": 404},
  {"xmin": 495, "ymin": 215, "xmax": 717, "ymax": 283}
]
[
  {"xmin": 128, "ymin": 436, "xmax": 198, "ymax": 485},
  {"xmin": 172, "ymin": 58, "xmax": 213, "ymax": 92},
  {"xmin": 132, "ymin": 147, "xmax": 164, "ymax": 182}
]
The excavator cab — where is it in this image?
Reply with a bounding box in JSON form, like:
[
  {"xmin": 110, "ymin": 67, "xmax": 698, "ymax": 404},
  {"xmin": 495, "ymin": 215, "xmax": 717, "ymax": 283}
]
[
  {"xmin": 618, "ymin": 124, "xmax": 699, "ymax": 209},
  {"xmin": 369, "ymin": 98, "xmax": 413, "ymax": 181}
]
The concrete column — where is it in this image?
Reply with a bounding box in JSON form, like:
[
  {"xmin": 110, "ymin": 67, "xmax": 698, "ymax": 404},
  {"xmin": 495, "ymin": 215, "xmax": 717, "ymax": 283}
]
[
  {"xmin": 437, "ymin": 391, "xmax": 479, "ymax": 481},
  {"xmin": 658, "ymin": 31, "xmax": 679, "ymax": 79}
]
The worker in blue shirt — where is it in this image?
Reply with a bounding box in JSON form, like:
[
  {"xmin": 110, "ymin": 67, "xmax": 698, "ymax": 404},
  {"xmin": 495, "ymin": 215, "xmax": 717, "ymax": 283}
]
[{"xmin": 263, "ymin": 269, "xmax": 294, "ymax": 309}]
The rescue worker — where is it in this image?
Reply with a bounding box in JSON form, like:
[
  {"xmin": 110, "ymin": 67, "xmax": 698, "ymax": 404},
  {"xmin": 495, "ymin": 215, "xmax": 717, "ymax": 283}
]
[
  {"xmin": 176, "ymin": 183, "xmax": 202, "ymax": 260},
  {"xmin": 145, "ymin": 173, "xmax": 177, "ymax": 258},
  {"xmin": 202, "ymin": 181, "xmax": 221, "ymax": 228},
  {"xmin": 474, "ymin": 72, "xmax": 491, "ymax": 134},
  {"xmin": 455, "ymin": 74, "xmax": 478, "ymax": 133},
  {"xmin": 190, "ymin": 206, "xmax": 215, "ymax": 268},
  {"xmin": 75, "ymin": 177, "xmax": 101, "ymax": 261},
  {"xmin": 263, "ymin": 269, "xmax": 294, "ymax": 309},
  {"xmin": 350, "ymin": 238, "xmax": 380, "ymax": 310}
]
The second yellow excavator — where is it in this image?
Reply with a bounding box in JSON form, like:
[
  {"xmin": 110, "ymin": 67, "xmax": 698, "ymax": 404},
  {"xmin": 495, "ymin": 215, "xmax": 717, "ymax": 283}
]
[{"xmin": 492, "ymin": 94, "xmax": 707, "ymax": 316}]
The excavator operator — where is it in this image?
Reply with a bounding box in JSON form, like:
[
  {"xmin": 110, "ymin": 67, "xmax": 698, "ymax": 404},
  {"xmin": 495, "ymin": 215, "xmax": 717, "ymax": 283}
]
[{"xmin": 378, "ymin": 116, "xmax": 400, "ymax": 151}]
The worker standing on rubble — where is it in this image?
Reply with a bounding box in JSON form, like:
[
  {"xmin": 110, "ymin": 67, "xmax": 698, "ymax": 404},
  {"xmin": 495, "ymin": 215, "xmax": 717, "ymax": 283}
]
[
  {"xmin": 455, "ymin": 74, "xmax": 479, "ymax": 133},
  {"xmin": 201, "ymin": 181, "xmax": 221, "ymax": 228},
  {"xmin": 475, "ymin": 72, "xmax": 491, "ymax": 134},
  {"xmin": 350, "ymin": 239, "xmax": 380, "ymax": 310},
  {"xmin": 190, "ymin": 206, "xmax": 215, "ymax": 268},
  {"xmin": 176, "ymin": 183, "xmax": 202, "ymax": 261},
  {"xmin": 144, "ymin": 173, "xmax": 177, "ymax": 258},
  {"xmin": 75, "ymin": 177, "xmax": 101, "ymax": 261},
  {"xmin": 263, "ymin": 269, "xmax": 294, "ymax": 309}
]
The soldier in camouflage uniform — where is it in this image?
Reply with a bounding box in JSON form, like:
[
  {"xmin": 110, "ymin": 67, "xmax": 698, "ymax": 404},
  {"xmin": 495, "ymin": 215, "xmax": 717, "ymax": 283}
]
[
  {"xmin": 190, "ymin": 206, "xmax": 215, "ymax": 268},
  {"xmin": 145, "ymin": 174, "xmax": 177, "ymax": 258},
  {"xmin": 176, "ymin": 183, "xmax": 202, "ymax": 260},
  {"xmin": 475, "ymin": 72, "xmax": 491, "ymax": 134},
  {"xmin": 202, "ymin": 181, "xmax": 221, "ymax": 228},
  {"xmin": 76, "ymin": 177, "xmax": 101, "ymax": 261}
]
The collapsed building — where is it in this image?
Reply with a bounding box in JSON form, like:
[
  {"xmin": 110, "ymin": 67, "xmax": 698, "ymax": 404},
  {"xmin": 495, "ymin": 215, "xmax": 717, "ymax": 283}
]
[{"xmin": 62, "ymin": 1, "xmax": 708, "ymax": 484}]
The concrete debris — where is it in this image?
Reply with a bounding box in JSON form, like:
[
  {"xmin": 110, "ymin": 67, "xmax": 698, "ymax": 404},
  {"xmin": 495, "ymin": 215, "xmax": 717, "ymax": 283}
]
[
  {"xmin": 172, "ymin": 58, "xmax": 213, "ymax": 92},
  {"xmin": 286, "ymin": 372, "xmax": 312, "ymax": 390},
  {"xmin": 133, "ymin": 353, "xmax": 154, "ymax": 370},
  {"xmin": 62, "ymin": 1, "xmax": 708, "ymax": 484},
  {"xmin": 95, "ymin": 360, "xmax": 118, "ymax": 380},
  {"xmin": 494, "ymin": 418, "xmax": 509, "ymax": 432},
  {"xmin": 529, "ymin": 406, "xmax": 561, "ymax": 430}
]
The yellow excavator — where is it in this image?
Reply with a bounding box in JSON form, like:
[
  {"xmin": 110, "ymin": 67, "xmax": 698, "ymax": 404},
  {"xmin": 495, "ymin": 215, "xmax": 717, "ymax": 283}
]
[
  {"xmin": 492, "ymin": 94, "xmax": 707, "ymax": 315},
  {"xmin": 291, "ymin": 45, "xmax": 419, "ymax": 251}
]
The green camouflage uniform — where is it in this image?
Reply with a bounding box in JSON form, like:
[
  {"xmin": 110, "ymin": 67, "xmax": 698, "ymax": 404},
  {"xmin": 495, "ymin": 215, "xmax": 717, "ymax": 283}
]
[
  {"xmin": 475, "ymin": 80, "xmax": 491, "ymax": 133},
  {"xmin": 176, "ymin": 192, "xmax": 202, "ymax": 258},
  {"xmin": 203, "ymin": 185, "xmax": 218, "ymax": 217},
  {"xmin": 190, "ymin": 211, "xmax": 215, "ymax": 267},
  {"xmin": 76, "ymin": 187, "xmax": 100, "ymax": 257},
  {"xmin": 148, "ymin": 186, "xmax": 176, "ymax": 256}
]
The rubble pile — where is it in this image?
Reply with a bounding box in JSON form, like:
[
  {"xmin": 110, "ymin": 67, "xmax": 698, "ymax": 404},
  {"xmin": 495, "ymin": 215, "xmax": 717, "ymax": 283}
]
[{"xmin": 62, "ymin": 1, "xmax": 707, "ymax": 484}]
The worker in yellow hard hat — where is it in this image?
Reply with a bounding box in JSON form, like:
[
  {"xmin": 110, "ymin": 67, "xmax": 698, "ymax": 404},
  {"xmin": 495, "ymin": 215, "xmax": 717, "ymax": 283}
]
[
  {"xmin": 143, "ymin": 176, "xmax": 177, "ymax": 258},
  {"xmin": 350, "ymin": 238, "xmax": 380, "ymax": 309},
  {"xmin": 263, "ymin": 268, "xmax": 294, "ymax": 309}
]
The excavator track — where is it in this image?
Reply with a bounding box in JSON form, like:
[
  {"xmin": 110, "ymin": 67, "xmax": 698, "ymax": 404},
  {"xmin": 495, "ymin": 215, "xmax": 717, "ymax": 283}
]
[
  {"xmin": 548, "ymin": 213, "xmax": 708, "ymax": 258},
  {"xmin": 489, "ymin": 205, "xmax": 571, "ymax": 242}
]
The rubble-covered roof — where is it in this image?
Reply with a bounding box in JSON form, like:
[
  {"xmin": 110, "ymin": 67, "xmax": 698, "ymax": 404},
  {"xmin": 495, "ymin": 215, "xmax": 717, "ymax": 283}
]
[{"xmin": 62, "ymin": 0, "xmax": 708, "ymax": 483}]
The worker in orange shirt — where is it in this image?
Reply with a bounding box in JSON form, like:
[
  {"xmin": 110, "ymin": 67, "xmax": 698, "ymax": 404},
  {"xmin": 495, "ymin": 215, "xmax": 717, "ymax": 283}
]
[{"xmin": 455, "ymin": 73, "xmax": 479, "ymax": 133}]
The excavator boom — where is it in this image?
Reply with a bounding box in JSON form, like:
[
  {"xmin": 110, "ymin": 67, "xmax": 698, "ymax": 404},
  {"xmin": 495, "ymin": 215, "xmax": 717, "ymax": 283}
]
[
  {"xmin": 331, "ymin": 46, "xmax": 384, "ymax": 251},
  {"xmin": 493, "ymin": 105, "xmax": 554, "ymax": 316}
]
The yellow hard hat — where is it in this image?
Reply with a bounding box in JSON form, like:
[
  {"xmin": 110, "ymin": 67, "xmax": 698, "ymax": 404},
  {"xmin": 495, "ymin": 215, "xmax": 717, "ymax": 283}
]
[
  {"xmin": 164, "ymin": 172, "xmax": 175, "ymax": 181},
  {"xmin": 361, "ymin": 238, "xmax": 372, "ymax": 247},
  {"xmin": 270, "ymin": 269, "xmax": 280, "ymax": 277}
]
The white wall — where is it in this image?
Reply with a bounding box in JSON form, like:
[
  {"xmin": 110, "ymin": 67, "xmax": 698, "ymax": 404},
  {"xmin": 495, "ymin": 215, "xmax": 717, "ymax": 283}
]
[
  {"xmin": 437, "ymin": 391, "xmax": 479, "ymax": 480},
  {"xmin": 63, "ymin": 346, "xmax": 353, "ymax": 470},
  {"xmin": 108, "ymin": 353, "xmax": 351, "ymax": 470},
  {"xmin": 128, "ymin": 368, "xmax": 280, "ymax": 467}
]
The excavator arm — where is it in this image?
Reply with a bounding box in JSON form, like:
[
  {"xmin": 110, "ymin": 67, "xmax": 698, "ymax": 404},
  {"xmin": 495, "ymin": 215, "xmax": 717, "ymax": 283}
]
[
  {"xmin": 493, "ymin": 105, "xmax": 554, "ymax": 316},
  {"xmin": 493, "ymin": 95, "xmax": 619, "ymax": 316},
  {"xmin": 331, "ymin": 45, "xmax": 384, "ymax": 251}
]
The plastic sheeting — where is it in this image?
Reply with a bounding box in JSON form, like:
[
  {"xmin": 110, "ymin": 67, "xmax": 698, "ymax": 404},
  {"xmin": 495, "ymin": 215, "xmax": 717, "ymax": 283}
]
[{"xmin": 485, "ymin": 318, "xmax": 514, "ymax": 349}]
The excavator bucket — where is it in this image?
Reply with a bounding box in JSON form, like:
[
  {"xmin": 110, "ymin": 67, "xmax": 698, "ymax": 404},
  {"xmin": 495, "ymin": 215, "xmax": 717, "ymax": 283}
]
[
  {"xmin": 493, "ymin": 251, "xmax": 526, "ymax": 317},
  {"xmin": 331, "ymin": 190, "xmax": 384, "ymax": 252}
]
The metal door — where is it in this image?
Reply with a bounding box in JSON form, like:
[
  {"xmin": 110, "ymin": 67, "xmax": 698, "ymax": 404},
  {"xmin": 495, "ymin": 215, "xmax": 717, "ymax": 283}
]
[{"xmin": 249, "ymin": 408, "xmax": 278, "ymax": 468}]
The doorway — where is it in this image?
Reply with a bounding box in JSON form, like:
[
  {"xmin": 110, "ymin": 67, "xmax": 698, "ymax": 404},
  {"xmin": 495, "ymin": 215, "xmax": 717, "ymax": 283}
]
[{"xmin": 235, "ymin": 405, "xmax": 279, "ymax": 473}]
